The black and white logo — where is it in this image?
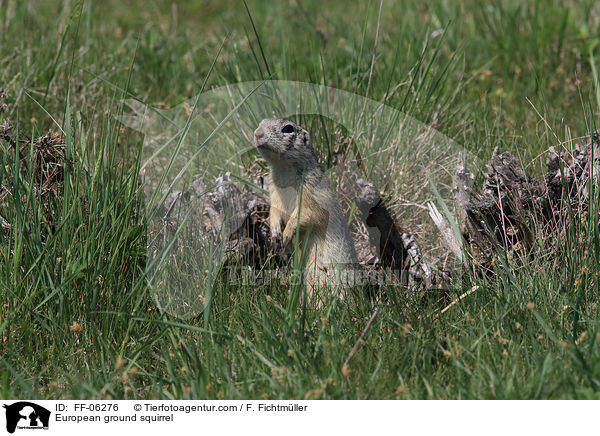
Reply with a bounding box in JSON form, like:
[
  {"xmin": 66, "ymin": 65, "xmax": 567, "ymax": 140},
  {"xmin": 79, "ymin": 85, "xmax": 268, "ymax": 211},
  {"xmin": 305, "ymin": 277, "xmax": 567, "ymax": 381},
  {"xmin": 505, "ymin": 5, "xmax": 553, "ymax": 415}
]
[{"xmin": 3, "ymin": 402, "xmax": 50, "ymax": 433}]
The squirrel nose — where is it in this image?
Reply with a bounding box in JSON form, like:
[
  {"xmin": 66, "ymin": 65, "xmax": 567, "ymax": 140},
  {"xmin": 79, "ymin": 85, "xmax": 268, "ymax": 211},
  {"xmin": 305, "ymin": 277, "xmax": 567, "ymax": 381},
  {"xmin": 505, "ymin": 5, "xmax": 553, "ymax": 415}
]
[{"xmin": 254, "ymin": 128, "xmax": 264, "ymax": 141}]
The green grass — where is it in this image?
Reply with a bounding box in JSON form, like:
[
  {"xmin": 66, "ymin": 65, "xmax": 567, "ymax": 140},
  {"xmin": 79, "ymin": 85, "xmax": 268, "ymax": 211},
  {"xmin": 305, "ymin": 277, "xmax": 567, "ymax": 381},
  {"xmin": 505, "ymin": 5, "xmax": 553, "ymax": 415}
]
[{"xmin": 1, "ymin": 0, "xmax": 600, "ymax": 399}]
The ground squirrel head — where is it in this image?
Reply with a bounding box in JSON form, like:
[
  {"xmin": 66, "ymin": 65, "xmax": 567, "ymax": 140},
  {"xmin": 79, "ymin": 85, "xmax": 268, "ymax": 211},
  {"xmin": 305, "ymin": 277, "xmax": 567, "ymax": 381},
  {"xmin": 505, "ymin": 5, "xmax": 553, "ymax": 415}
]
[{"xmin": 254, "ymin": 118, "xmax": 318, "ymax": 170}]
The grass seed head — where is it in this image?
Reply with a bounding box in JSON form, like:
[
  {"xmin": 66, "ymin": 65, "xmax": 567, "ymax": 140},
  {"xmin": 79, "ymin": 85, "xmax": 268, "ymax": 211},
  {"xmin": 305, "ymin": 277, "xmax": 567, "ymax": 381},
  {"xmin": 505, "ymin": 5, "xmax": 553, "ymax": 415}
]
[
  {"xmin": 115, "ymin": 356, "xmax": 126, "ymax": 370},
  {"xmin": 341, "ymin": 364, "xmax": 351, "ymax": 377}
]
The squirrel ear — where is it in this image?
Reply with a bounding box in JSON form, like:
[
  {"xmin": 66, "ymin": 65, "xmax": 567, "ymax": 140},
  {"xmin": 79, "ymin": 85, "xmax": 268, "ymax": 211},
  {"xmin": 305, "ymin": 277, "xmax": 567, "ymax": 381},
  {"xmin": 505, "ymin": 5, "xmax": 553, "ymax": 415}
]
[{"xmin": 302, "ymin": 130, "xmax": 311, "ymax": 146}]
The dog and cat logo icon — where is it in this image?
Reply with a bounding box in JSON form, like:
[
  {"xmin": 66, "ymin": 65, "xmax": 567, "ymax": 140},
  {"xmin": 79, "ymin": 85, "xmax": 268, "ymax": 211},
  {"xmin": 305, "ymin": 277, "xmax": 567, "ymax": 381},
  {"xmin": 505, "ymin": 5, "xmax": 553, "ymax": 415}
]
[{"xmin": 2, "ymin": 402, "xmax": 50, "ymax": 433}]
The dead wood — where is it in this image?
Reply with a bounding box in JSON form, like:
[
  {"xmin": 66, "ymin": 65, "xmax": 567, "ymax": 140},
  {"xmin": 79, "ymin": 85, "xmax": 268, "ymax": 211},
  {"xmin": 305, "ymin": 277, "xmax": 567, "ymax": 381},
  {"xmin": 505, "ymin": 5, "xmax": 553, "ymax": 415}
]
[{"xmin": 449, "ymin": 132, "xmax": 599, "ymax": 268}]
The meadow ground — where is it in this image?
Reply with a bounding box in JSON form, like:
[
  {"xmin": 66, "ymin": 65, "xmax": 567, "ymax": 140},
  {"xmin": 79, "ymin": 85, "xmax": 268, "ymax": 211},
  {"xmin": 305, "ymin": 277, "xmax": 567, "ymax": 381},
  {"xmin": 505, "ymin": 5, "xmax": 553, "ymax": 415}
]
[{"xmin": 1, "ymin": 0, "xmax": 600, "ymax": 399}]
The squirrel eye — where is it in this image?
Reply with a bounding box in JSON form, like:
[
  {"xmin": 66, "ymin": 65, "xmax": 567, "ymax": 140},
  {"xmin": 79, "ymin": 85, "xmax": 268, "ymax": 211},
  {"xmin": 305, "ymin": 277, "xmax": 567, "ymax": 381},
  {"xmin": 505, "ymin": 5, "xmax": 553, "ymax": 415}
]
[{"xmin": 281, "ymin": 124, "xmax": 294, "ymax": 134}]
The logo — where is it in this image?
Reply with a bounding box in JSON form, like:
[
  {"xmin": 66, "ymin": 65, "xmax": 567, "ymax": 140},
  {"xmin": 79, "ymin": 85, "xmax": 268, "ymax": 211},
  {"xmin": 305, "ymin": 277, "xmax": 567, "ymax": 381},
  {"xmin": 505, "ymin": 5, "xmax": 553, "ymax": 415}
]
[{"xmin": 3, "ymin": 402, "xmax": 50, "ymax": 433}]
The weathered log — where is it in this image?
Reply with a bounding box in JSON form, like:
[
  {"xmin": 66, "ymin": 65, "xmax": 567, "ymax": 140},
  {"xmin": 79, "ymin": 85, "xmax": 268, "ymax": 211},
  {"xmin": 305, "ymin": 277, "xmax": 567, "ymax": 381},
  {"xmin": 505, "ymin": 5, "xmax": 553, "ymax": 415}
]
[
  {"xmin": 347, "ymin": 170, "xmax": 429, "ymax": 284},
  {"xmin": 157, "ymin": 172, "xmax": 274, "ymax": 268},
  {"xmin": 448, "ymin": 131, "xmax": 599, "ymax": 268}
]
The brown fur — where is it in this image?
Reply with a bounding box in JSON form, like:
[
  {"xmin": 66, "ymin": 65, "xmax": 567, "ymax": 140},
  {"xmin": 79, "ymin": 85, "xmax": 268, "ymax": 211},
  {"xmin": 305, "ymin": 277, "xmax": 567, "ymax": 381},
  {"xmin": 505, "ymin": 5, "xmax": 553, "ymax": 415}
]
[{"xmin": 254, "ymin": 118, "xmax": 358, "ymax": 297}]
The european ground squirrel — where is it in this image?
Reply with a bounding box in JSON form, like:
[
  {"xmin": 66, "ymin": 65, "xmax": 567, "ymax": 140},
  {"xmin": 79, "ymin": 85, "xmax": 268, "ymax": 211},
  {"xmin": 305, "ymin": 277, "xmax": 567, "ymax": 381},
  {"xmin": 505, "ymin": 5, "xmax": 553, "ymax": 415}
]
[{"xmin": 254, "ymin": 118, "xmax": 358, "ymax": 294}]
